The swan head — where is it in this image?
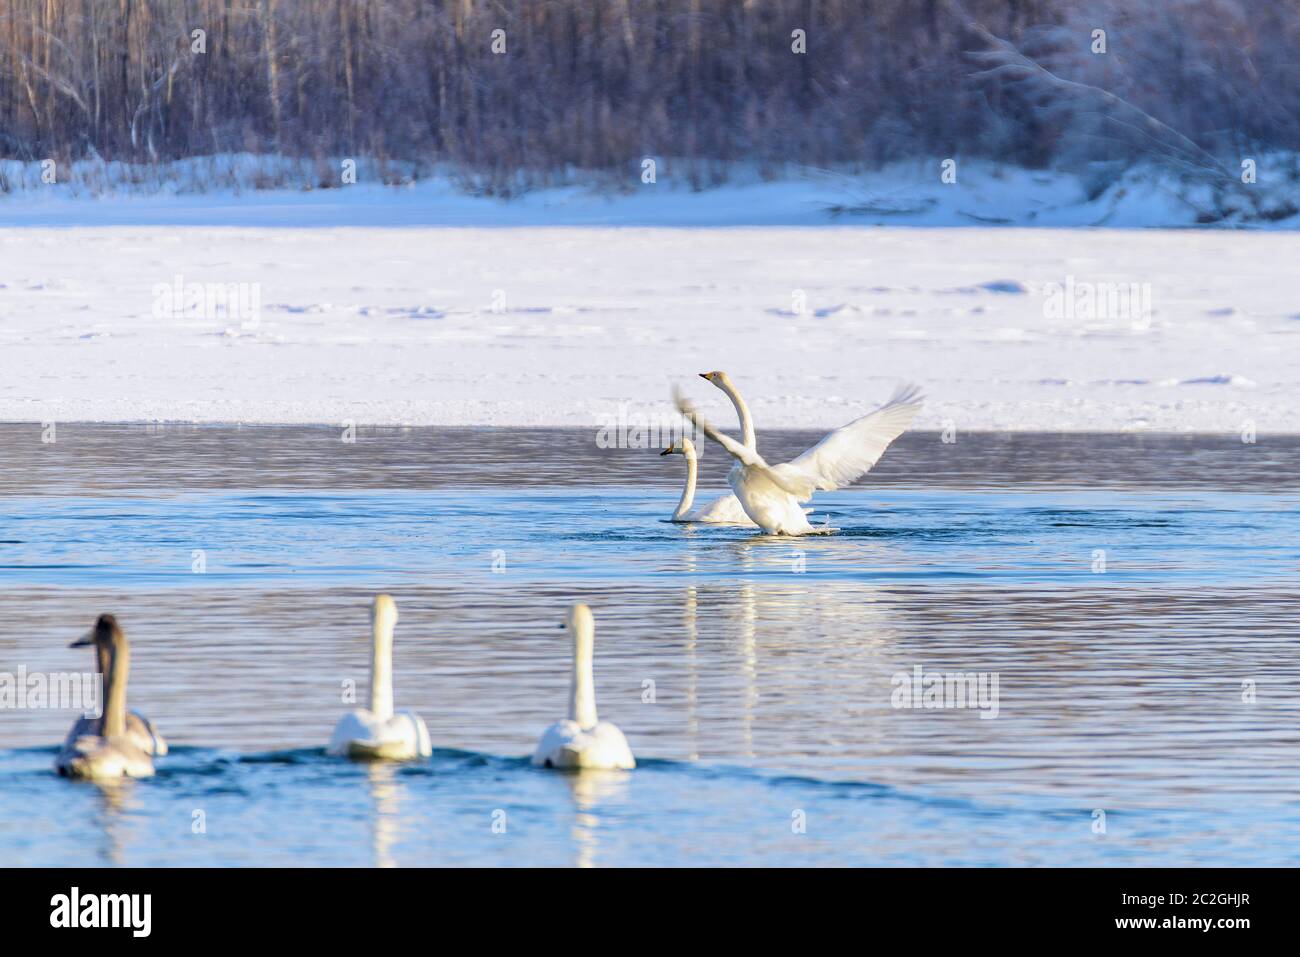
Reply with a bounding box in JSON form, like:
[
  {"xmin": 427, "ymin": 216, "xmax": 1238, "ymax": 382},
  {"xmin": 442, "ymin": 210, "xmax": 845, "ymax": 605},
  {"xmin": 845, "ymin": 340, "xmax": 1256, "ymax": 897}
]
[
  {"xmin": 699, "ymin": 370, "xmax": 732, "ymax": 387},
  {"xmin": 371, "ymin": 594, "xmax": 398, "ymax": 633},
  {"xmin": 660, "ymin": 436, "xmax": 696, "ymax": 457},
  {"xmin": 561, "ymin": 603, "xmax": 594, "ymax": 637},
  {"xmin": 70, "ymin": 613, "xmax": 123, "ymax": 650}
]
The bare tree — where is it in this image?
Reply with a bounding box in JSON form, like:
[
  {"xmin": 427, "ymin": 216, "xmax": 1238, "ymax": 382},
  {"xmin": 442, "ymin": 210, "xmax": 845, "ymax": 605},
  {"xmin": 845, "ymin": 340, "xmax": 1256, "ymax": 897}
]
[{"xmin": 0, "ymin": 0, "xmax": 1295, "ymax": 200}]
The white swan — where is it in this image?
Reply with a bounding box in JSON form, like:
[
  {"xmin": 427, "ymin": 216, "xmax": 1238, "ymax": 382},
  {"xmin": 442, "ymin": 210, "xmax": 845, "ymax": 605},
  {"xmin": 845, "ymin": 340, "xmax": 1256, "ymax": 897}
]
[
  {"xmin": 55, "ymin": 616, "xmax": 155, "ymax": 780},
  {"xmin": 659, "ymin": 370, "xmax": 756, "ymax": 524},
  {"xmin": 699, "ymin": 370, "xmax": 757, "ymax": 449},
  {"xmin": 64, "ymin": 615, "xmax": 167, "ymax": 756},
  {"xmin": 675, "ymin": 376, "xmax": 923, "ymax": 535},
  {"xmin": 532, "ymin": 604, "xmax": 635, "ymax": 771},
  {"xmin": 329, "ymin": 595, "xmax": 432, "ymax": 761},
  {"xmin": 698, "ymin": 370, "xmax": 814, "ymax": 524},
  {"xmin": 660, "ymin": 437, "xmax": 757, "ymax": 525}
]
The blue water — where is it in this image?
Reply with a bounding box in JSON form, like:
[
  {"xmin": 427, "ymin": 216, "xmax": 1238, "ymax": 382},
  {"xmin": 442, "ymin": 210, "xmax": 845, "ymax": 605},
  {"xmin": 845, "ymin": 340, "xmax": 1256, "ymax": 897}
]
[
  {"xmin": 2, "ymin": 430, "xmax": 1299, "ymax": 866},
  {"xmin": 5, "ymin": 745, "xmax": 1287, "ymax": 867},
  {"xmin": 2, "ymin": 487, "xmax": 1294, "ymax": 588}
]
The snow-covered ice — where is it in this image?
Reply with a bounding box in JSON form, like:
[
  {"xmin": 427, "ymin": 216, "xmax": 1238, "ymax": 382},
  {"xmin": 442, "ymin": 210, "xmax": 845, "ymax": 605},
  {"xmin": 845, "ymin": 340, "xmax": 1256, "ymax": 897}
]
[{"xmin": 1, "ymin": 217, "xmax": 1295, "ymax": 432}]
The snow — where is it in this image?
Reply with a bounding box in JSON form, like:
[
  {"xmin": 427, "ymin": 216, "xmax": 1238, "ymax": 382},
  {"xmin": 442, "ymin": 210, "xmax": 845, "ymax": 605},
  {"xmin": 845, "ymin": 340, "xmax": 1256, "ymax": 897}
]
[{"xmin": 1, "ymin": 215, "xmax": 1295, "ymax": 432}]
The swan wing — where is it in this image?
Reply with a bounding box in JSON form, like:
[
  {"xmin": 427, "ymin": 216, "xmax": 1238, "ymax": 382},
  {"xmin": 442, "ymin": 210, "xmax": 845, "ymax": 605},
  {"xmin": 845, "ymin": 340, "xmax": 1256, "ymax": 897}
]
[
  {"xmin": 394, "ymin": 710, "xmax": 432, "ymax": 757},
  {"xmin": 532, "ymin": 719, "xmax": 582, "ymax": 767},
  {"xmin": 673, "ymin": 386, "xmax": 761, "ymax": 465},
  {"xmin": 64, "ymin": 712, "xmax": 165, "ymax": 756},
  {"xmin": 589, "ymin": 721, "xmax": 636, "ymax": 769},
  {"xmin": 786, "ymin": 382, "xmax": 923, "ymax": 492},
  {"xmin": 63, "ymin": 714, "xmax": 98, "ymax": 748},
  {"xmin": 328, "ymin": 709, "xmax": 379, "ymax": 756},
  {"xmin": 129, "ymin": 710, "xmax": 168, "ymax": 756},
  {"xmin": 674, "ymin": 387, "xmax": 809, "ymax": 497}
]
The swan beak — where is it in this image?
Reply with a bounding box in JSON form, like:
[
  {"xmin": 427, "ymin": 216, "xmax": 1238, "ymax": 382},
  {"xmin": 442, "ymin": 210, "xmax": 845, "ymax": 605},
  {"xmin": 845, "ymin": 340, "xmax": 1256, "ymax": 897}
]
[
  {"xmin": 659, "ymin": 447, "xmax": 673, "ymax": 456},
  {"xmin": 69, "ymin": 630, "xmax": 95, "ymax": 648},
  {"xmin": 698, "ymin": 372, "xmax": 711, "ymax": 380}
]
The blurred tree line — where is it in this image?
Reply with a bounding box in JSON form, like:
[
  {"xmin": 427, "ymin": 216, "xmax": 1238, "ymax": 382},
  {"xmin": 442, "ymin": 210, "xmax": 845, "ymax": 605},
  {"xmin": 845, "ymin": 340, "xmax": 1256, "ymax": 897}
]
[{"xmin": 1, "ymin": 0, "xmax": 1296, "ymax": 189}]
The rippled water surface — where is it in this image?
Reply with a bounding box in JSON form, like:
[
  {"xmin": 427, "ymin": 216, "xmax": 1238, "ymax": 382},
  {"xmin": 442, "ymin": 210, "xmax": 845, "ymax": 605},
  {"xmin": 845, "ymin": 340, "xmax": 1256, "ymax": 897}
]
[{"xmin": 2, "ymin": 426, "xmax": 1298, "ymax": 866}]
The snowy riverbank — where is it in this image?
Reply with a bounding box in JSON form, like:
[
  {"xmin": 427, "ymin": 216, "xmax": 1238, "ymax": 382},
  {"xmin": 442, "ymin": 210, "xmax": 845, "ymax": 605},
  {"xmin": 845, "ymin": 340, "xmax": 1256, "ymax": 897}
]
[
  {"xmin": 4, "ymin": 155, "xmax": 1300, "ymax": 229},
  {"xmin": 1, "ymin": 219, "xmax": 1296, "ymax": 432}
]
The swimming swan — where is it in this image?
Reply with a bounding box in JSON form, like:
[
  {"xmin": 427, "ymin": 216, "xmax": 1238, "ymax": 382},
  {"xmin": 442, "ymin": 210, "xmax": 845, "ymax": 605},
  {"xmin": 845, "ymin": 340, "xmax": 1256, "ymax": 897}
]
[
  {"xmin": 328, "ymin": 595, "xmax": 432, "ymax": 760},
  {"xmin": 697, "ymin": 370, "xmax": 813, "ymax": 525},
  {"xmin": 532, "ymin": 604, "xmax": 635, "ymax": 771},
  {"xmin": 64, "ymin": 614, "xmax": 167, "ymax": 756},
  {"xmin": 659, "ymin": 369, "xmax": 756, "ymax": 524},
  {"xmin": 675, "ymin": 377, "xmax": 923, "ymax": 535},
  {"xmin": 660, "ymin": 437, "xmax": 756, "ymax": 525},
  {"xmin": 55, "ymin": 615, "xmax": 155, "ymax": 780}
]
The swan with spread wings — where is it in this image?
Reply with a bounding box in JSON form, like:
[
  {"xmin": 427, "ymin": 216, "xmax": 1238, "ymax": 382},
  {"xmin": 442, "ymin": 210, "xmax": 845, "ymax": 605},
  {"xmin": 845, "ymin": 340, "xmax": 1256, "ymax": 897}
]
[{"xmin": 675, "ymin": 373, "xmax": 923, "ymax": 535}]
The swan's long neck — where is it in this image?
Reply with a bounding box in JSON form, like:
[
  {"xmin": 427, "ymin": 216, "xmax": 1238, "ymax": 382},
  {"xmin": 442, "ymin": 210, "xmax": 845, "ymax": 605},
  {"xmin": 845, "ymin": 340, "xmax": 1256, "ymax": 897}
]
[
  {"xmin": 568, "ymin": 619, "xmax": 598, "ymax": 728},
  {"xmin": 369, "ymin": 616, "xmax": 394, "ymax": 722},
  {"xmin": 102, "ymin": 638, "xmax": 129, "ymax": 739},
  {"xmin": 673, "ymin": 447, "xmax": 698, "ymax": 520},
  {"xmin": 717, "ymin": 377, "xmax": 756, "ymax": 449},
  {"xmin": 92, "ymin": 642, "xmax": 111, "ymax": 735}
]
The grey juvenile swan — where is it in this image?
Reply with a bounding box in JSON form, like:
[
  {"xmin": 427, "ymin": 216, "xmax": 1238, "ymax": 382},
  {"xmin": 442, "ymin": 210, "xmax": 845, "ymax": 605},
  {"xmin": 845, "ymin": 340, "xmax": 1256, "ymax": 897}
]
[
  {"xmin": 63, "ymin": 614, "xmax": 167, "ymax": 756},
  {"xmin": 56, "ymin": 615, "xmax": 156, "ymax": 780}
]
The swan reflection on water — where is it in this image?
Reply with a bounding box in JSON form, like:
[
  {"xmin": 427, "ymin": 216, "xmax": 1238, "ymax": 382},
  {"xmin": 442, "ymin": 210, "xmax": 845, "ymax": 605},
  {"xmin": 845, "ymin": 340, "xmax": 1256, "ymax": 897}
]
[
  {"xmin": 560, "ymin": 769, "xmax": 631, "ymax": 869},
  {"xmin": 87, "ymin": 778, "xmax": 141, "ymax": 867},
  {"xmin": 365, "ymin": 762, "xmax": 407, "ymax": 869}
]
